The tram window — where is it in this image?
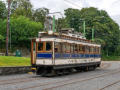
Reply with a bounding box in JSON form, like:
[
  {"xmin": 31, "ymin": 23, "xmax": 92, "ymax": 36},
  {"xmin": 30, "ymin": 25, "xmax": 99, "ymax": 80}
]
[
  {"xmin": 46, "ymin": 42, "xmax": 52, "ymax": 51},
  {"xmin": 62, "ymin": 43, "xmax": 66, "ymax": 53},
  {"xmin": 92, "ymin": 47, "xmax": 94, "ymax": 53},
  {"xmin": 59, "ymin": 43, "xmax": 62, "ymax": 53},
  {"xmin": 75, "ymin": 44, "xmax": 77, "ymax": 52},
  {"xmin": 38, "ymin": 42, "xmax": 43, "ymax": 51},
  {"xmin": 99, "ymin": 47, "xmax": 101, "ymax": 54},
  {"xmin": 79, "ymin": 45, "xmax": 82, "ymax": 52},
  {"xmin": 82, "ymin": 46, "xmax": 85, "ymax": 52},
  {"xmin": 95, "ymin": 47, "xmax": 97, "ymax": 53},
  {"xmin": 94, "ymin": 47, "xmax": 96, "ymax": 53},
  {"xmin": 70, "ymin": 44, "xmax": 73, "ymax": 53},
  {"xmin": 97, "ymin": 47, "xmax": 99, "ymax": 53},
  {"xmin": 66, "ymin": 44, "xmax": 70, "ymax": 53},
  {"xmin": 90, "ymin": 47, "xmax": 92, "ymax": 53},
  {"xmin": 55, "ymin": 42, "xmax": 60, "ymax": 53},
  {"xmin": 88, "ymin": 46, "xmax": 90, "ymax": 53}
]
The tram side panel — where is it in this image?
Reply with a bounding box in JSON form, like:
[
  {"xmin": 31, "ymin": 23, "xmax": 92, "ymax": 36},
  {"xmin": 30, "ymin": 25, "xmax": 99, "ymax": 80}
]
[
  {"xmin": 54, "ymin": 42, "xmax": 101, "ymax": 69},
  {"xmin": 54, "ymin": 53, "xmax": 101, "ymax": 68}
]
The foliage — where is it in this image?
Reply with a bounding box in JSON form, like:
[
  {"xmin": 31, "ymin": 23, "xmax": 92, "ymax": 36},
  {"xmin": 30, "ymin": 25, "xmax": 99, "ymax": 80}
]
[
  {"xmin": 0, "ymin": 56, "xmax": 30, "ymax": 66},
  {"xmin": 65, "ymin": 8, "xmax": 81, "ymax": 32},
  {"xmin": 32, "ymin": 8, "xmax": 49, "ymax": 25},
  {"xmin": 0, "ymin": 35, "xmax": 4, "ymax": 41},
  {"xmin": 0, "ymin": 0, "xmax": 120, "ymax": 57},
  {"xmin": 64, "ymin": 7, "xmax": 120, "ymax": 56},
  {"xmin": 56, "ymin": 18, "xmax": 69, "ymax": 31},
  {"xmin": 0, "ymin": 16, "xmax": 42, "ymax": 48},
  {"xmin": 0, "ymin": 1, "xmax": 7, "ymax": 19},
  {"xmin": 10, "ymin": 0, "xmax": 33, "ymax": 19}
]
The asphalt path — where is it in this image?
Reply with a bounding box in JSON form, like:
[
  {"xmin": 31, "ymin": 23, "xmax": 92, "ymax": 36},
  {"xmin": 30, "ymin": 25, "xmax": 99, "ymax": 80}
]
[{"xmin": 0, "ymin": 61, "xmax": 120, "ymax": 90}]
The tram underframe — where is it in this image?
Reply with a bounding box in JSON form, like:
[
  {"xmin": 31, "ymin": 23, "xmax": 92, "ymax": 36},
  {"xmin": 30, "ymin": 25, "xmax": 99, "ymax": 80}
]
[{"xmin": 35, "ymin": 62, "xmax": 100, "ymax": 76}]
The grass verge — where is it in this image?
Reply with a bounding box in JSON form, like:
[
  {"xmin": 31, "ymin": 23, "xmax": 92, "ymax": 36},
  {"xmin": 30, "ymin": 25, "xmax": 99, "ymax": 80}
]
[
  {"xmin": 0, "ymin": 56, "xmax": 30, "ymax": 67},
  {"xmin": 102, "ymin": 56, "xmax": 120, "ymax": 61}
]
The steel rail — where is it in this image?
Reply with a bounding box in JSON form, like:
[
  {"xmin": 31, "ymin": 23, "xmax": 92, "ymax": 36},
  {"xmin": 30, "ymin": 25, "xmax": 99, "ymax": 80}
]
[
  {"xmin": 19, "ymin": 68, "xmax": 120, "ymax": 90},
  {"xmin": 99, "ymin": 80, "xmax": 120, "ymax": 90}
]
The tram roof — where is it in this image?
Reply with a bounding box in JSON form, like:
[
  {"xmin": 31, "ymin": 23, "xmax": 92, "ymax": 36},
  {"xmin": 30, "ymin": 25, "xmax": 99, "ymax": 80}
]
[{"xmin": 31, "ymin": 31, "xmax": 101, "ymax": 47}]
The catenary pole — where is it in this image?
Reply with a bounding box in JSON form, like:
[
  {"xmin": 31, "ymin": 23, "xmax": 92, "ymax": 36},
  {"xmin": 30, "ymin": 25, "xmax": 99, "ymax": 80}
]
[
  {"xmin": 83, "ymin": 20, "xmax": 86, "ymax": 37},
  {"xmin": 6, "ymin": 0, "xmax": 11, "ymax": 56}
]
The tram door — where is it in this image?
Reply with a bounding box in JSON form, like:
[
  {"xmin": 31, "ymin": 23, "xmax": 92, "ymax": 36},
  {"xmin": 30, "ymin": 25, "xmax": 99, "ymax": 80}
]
[{"xmin": 31, "ymin": 40, "xmax": 36, "ymax": 66}]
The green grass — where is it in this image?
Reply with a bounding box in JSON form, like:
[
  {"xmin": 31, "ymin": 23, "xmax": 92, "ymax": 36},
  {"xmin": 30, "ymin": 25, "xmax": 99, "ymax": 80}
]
[
  {"xmin": 102, "ymin": 56, "xmax": 120, "ymax": 61},
  {"xmin": 0, "ymin": 56, "xmax": 30, "ymax": 67},
  {"xmin": 1, "ymin": 55, "xmax": 120, "ymax": 67}
]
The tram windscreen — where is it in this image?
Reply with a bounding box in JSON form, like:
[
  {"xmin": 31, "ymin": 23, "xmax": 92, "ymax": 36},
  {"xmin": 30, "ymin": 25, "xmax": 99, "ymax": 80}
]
[
  {"xmin": 38, "ymin": 42, "xmax": 43, "ymax": 51},
  {"xmin": 46, "ymin": 42, "xmax": 52, "ymax": 51}
]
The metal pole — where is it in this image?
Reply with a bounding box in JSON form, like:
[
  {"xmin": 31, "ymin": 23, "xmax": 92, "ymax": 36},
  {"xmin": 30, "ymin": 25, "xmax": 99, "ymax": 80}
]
[
  {"xmin": 6, "ymin": 0, "xmax": 11, "ymax": 56},
  {"xmin": 53, "ymin": 15, "xmax": 55, "ymax": 32},
  {"xmin": 83, "ymin": 20, "xmax": 86, "ymax": 37},
  {"xmin": 92, "ymin": 28, "xmax": 94, "ymax": 41}
]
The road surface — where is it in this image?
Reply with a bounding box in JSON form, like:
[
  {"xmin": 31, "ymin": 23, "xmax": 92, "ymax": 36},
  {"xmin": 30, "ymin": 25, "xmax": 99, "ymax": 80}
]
[{"xmin": 0, "ymin": 61, "xmax": 120, "ymax": 90}]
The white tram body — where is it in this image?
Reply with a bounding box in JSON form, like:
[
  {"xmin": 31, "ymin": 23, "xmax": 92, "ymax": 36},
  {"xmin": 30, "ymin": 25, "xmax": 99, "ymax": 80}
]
[{"xmin": 31, "ymin": 29, "xmax": 101, "ymax": 76}]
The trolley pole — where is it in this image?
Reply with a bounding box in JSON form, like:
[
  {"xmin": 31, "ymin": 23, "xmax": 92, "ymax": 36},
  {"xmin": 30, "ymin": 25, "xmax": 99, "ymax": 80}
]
[
  {"xmin": 83, "ymin": 20, "xmax": 86, "ymax": 37},
  {"xmin": 6, "ymin": 0, "xmax": 11, "ymax": 56}
]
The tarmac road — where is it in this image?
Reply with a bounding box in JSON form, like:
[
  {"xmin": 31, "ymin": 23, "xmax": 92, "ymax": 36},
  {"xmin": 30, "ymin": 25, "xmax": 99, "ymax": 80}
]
[{"xmin": 0, "ymin": 61, "xmax": 120, "ymax": 90}]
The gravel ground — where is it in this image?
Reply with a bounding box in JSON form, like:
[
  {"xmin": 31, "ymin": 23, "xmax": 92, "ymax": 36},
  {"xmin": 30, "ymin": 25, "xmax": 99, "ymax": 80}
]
[{"xmin": 0, "ymin": 61, "xmax": 120, "ymax": 90}]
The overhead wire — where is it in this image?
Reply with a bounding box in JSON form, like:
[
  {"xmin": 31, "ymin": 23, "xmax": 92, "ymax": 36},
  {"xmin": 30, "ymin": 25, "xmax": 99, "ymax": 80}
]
[{"xmin": 64, "ymin": 0, "xmax": 82, "ymax": 9}]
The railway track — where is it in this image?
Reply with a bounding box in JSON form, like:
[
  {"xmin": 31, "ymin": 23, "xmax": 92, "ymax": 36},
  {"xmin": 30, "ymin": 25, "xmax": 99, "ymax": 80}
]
[
  {"xmin": 0, "ymin": 62, "xmax": 112, "ymax": 89},
  {"xmin": 0, "ymin": 62, "xmax": 108, "ymax": 85},
  {"xmin": 18, "ymin": 68, "xmax": 120, "ymax": 90},
  {"xmin": 99, "ymin": 79, "xmax": 120, "ymax": 90},
  {"xmin": 0, "ymin": 75, "xmax": 48, "ymax": 86},
  {"xmin": 0, "ymin": 76, "xmax": 32, "ymax": 82}
]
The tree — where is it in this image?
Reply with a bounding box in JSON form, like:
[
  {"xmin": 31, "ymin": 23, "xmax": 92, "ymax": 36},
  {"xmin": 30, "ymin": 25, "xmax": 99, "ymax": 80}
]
[
  {"xmin": 10, "ymin": 0, "xmax": 33, "ymax": 19},
  {"xmin": 0, "ymin": 1, "xmax": 7, "ymax": 19},
  {"xmin": 33, "ymin": 8, "xmax": 49, "ymax": 25},
  {"xmin": 0, "ymin": 35, "xmax": 4, "ymax": 41},
  {"xmin": 56, "ymin": 18, "xmax": 69, "ymax": 31},
  {"xmin": 0, "ymin": 16, "xmax": 43, "ymax": 48},
  {"xmin": 64, "ymin": 7, "xmax": 120, "ymax": 56},
  {"xmin": 65, "ymin": 8, "xmax": 81, "ymax": 32}
]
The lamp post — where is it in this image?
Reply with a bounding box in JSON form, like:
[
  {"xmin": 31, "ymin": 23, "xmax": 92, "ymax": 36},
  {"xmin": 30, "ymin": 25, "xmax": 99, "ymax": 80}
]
[{"xmin": 6, "ymin": 0, "xmax": 11, "ymax": 56}]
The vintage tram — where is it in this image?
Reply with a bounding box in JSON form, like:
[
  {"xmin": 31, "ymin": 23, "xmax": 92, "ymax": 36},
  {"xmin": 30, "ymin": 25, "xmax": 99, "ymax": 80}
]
[{"xmin": 31, "ymin": 28, "xmax": 101, "ymax": 76}]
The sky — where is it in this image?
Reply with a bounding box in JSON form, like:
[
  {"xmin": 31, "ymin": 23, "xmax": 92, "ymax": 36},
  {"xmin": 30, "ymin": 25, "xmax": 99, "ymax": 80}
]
[
  {"xmin": 30, "ymin": 0, "xmax": 120, "ymax": 16},
  {"xmin": 1, "ymin": 0, "xmax": 120, "ymax": 25},
  {"xmin": 30, "ymin": 0, "xmax": 120, "ymax": 25}
]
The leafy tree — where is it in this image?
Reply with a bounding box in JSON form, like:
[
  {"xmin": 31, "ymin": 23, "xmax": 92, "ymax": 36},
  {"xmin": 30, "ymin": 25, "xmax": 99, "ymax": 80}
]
[
  {"xmin": 0, "ymin": 16, "xmax": 43, "ymax": 48},
  {"xmin": 56, "ymin": 18, "xmax": 69, "ymax": 31},
  {"xmin": 65, "ymin": 8, "xmax": 81, "ymax": 32},
  {"xmin": 32, "ymin": 8, "xmax": 49, "ymax": 25},
  {"xmin": 10, "ymin": 0, "xmax": 33, "ymax": 19},
  {"xmin": 0, "ymin": 35, "xmax": 4, "ymax": 41},
  {"xmin": 0, "ymin": 1, "xmax": 7, "ymax": 19},
  {"xmin": 64, "ymin": 7, "xmax": 120, "ymax": 56}
]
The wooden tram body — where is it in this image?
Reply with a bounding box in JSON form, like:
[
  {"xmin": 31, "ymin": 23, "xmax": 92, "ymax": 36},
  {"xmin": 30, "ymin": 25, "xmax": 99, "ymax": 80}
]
[{"xmin": 31, "ymin": 29, "xmax": 101, "ymax": 76}]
